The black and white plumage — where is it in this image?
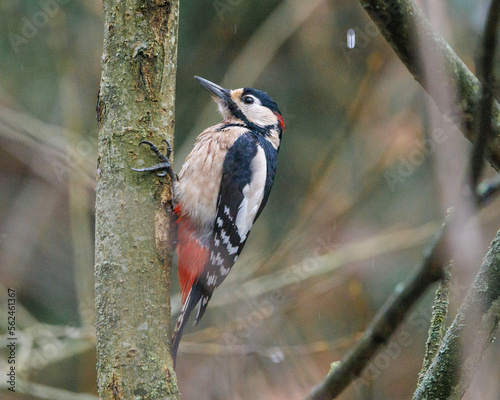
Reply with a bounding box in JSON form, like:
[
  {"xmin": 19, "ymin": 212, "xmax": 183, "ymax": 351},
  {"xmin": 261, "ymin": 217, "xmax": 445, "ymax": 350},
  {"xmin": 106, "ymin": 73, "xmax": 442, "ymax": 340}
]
[
  {"xmin": 133, "ymin": 76, "xmax": 284, "ymax": 367},
  {"xmin": 198, "ymin": 130, "xmax": 278, "ymax": 319}
]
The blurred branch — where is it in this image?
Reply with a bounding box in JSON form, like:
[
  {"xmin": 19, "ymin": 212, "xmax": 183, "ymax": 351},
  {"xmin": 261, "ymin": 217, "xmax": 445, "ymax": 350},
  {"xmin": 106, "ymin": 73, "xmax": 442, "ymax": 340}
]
[
  {"xmin": 413, "ymin": 228, "xmax": 500, "ymax": 399},
  {"xmin": 172, "ymin": 220, "xmax": 439, "ymax": 317},
  {"xmin": 60, "ymin": 72, "xmax": 96, "ymax": 329},
  {"xmin": 180, "ymin": 332, "xmax": 361, "ymax": 359},
  {"xmin": 0, "ymin": 104, "xmax": 96, "ymax": 189},
  {"xmin": 205, "ymin": 220, "xmax": 439, "ymax": 310},
  {"xmin": 18, "ymin": 324, "xmax": 94, "ymax": 375},
  {"xmin": 69, "ymin": 178, "xmax": 95, "ymax": 328},
  {"xmin": 305, "ymin": 2, "xmax": 500, "ymax": 398},
  {"xmin": 0, "ymin": 379, "xmax": 98, "ymax": 400},
  {"xmin": 1, "ymin": 323, "xmax": 94, "ymax": 379},
  {"xmin": 358, "ymin": 0, "xmax": 500, "ymax": 170},
  {"xmin": 304, "ymin": 217, "xmax": 448, "ymax": 400},
  {"xmin": 471, "ymin": 0, "xmax": 500, "ymax": 203},
  {"xmin": 470, "ymin": 0, "xmax": 500, "ymax": 192},
  {"xmin": 413, "ymin": 2, "xmax": 500, "ymax": 398}
]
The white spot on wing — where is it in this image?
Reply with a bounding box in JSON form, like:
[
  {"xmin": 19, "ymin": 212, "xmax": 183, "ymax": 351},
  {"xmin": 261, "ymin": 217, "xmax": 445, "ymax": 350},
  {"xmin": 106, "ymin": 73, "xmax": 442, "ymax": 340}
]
[
  {"xmin": 210, "ymin": 251, "xmax": 224, "ymax": 266},
  {"xmin": 206, "ymin": 273, "xmax": 217, "ymax": 286},
  {"xmin": 220, "ymin": 229, "xmax": 238, "ymax": 255},
  {"xmin": 235, "ymin": 146, "xmax": 267, "ymax": 240}
]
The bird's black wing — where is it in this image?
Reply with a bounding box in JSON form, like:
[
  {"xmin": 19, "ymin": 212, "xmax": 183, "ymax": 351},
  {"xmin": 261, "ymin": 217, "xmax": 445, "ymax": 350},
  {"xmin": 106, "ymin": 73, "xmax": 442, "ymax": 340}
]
[{"xmin": 194, "ymin": 132, "xmax": 273, "ymax": 323}]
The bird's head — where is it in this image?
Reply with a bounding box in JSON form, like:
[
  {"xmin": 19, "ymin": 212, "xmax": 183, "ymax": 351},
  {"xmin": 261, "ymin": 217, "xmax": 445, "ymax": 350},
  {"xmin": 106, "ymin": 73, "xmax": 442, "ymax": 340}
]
[{"xmin": 195, "ymin": 76, "xmax": 285, "ymax": 134}]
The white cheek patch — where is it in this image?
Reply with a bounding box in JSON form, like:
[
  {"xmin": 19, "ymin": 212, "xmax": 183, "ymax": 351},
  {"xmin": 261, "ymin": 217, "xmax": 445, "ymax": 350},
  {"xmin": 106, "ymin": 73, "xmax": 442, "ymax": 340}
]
[
  {"xmin": 235, "ymin": 146, "xmax": 267, "ymax": 240},
  {"xmin": 244, "ymin": 106, "xmax": 277, "ymax": 127}
]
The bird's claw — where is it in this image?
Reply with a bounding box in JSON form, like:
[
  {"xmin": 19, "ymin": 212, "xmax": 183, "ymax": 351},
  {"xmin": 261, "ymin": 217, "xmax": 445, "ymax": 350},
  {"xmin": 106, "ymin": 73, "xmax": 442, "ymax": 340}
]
[{"xmin": 132, "ymin": 139, "xmax": 176, "ymax": 180}]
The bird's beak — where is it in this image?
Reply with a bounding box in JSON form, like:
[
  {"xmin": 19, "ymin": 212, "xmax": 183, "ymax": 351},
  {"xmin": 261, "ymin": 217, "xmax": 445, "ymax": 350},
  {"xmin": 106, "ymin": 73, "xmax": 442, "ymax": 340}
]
[{"xmin": 195, "ymin": 76, "xmax": 230, "ymax": 104}]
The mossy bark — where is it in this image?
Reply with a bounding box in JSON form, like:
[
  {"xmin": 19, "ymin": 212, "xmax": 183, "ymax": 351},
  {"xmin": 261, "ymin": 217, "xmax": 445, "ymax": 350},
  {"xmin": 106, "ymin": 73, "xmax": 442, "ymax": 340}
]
[
  {"xmin": 359, "ymin": 0, "xmax": 500, "ymax": 170},
  {"xmin": 413, "ymin": 230, "xmax": 500, "ymax": 399},
  {"xmin": 95, "ymin": 1, "xmax": 180, "ymax": 399}
]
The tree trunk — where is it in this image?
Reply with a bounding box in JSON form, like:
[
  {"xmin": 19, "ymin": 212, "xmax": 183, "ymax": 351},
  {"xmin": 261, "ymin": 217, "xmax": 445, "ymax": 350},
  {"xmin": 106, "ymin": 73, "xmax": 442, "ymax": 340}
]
[{"xmin": 95, "ymin": 1, "xmax": 180, "ymax": 399}]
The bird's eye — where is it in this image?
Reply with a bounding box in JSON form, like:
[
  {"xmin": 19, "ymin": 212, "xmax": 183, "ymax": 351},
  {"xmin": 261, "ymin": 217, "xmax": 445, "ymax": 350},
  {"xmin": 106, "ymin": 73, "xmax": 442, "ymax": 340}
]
[{"xmin": 243, "ymin": 96, "xmax": 254, "ymax": 105}]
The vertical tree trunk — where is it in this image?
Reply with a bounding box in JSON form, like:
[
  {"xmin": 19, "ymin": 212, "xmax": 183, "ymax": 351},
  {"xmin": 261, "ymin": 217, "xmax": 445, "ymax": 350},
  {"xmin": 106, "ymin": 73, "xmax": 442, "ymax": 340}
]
[{"xmin": 95, "ymin": 1, "xmax": 180, "ymax": 399}]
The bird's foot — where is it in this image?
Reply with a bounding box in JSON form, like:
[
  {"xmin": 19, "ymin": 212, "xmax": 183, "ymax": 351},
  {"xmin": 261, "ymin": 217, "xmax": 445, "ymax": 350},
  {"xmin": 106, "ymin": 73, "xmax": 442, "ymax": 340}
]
[{"xmin": 132, "ymin": 140, "xmax": 176, "ymax": 181}]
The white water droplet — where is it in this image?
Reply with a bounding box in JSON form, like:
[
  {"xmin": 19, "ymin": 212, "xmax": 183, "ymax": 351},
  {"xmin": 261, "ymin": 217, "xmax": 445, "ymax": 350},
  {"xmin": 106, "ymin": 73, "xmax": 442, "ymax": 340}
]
[
  {"xmin": 347, "ymin": 29, "xmax": 356, "ymax": 49},
  {"xmin": 269, "ymin": 348, "xmax": 285, "ymax": 364}
]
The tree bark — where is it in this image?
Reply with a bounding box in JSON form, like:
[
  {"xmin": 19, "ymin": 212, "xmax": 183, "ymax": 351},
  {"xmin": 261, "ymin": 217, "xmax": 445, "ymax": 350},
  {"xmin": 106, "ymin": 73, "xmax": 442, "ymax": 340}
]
[
  {"xmin": 95, "ymin": 1, "xmax": 180, "ymax": 399},
  {"xmin": 413, "ymin": 229, "xmax": 500, "ymax": 399}
]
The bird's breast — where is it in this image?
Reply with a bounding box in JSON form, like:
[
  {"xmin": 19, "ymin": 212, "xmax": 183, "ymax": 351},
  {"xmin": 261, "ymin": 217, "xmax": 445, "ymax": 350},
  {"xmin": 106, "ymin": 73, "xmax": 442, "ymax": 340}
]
[{"xmin": 174, "ymin": 123, "xmax": 249, "ymax": 230}]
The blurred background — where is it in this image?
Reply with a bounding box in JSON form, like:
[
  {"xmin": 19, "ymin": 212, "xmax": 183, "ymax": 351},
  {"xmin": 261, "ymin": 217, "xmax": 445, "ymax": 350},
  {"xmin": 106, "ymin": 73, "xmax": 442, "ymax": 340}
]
[{"xmin": 1, "ymin": 0, "xmax": 500, "ymax": 399}]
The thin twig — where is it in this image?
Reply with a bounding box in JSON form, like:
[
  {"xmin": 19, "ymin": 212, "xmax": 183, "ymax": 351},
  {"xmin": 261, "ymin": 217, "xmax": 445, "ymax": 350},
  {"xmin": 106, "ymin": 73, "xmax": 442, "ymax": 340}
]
[
  {"xmin": 179, "ymin": 332, "xmax": 362, "ymax": 358},
  {"xmin": 172, "ymin": 220, "xmax": 440, "ymax": 315},
  {"xmin": 304, "ymin": 217, "xmax": 449, "ymax": 400}
]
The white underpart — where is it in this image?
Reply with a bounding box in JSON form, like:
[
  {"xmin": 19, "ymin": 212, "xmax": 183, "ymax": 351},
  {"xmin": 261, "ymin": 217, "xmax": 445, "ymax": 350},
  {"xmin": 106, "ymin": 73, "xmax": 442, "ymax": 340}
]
[{"xmin": 235, "ymin": 146, "xmax": 267, "ymax": 240}]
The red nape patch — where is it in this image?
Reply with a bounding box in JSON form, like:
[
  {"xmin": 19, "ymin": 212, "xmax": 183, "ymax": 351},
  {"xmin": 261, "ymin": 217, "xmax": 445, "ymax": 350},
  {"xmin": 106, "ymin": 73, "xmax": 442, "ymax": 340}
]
[
  {"xmin": 175, "ymin": 205, "xmax": 209, "ymax": 304},
  {"xmin": 274, "ymin": 112, "xmax": 285, "ymax": 131}
]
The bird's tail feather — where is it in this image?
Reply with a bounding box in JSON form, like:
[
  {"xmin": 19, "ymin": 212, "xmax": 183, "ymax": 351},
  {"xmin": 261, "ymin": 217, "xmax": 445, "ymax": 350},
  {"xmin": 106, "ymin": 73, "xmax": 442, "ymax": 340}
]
[
  {"xmin": 194, "ymin": 293, "xmax": 212, "ymax": 325},
  {"xmin": 171, "ymin": 284, "xmax": 203, "ymax": 368}
]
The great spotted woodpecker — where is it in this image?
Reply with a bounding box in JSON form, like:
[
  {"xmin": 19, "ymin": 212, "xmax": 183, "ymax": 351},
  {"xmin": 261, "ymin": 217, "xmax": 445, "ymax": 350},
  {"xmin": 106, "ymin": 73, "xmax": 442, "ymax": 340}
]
[{"xmin": 132, "ymin": 76, "xmax": 284, "ymax": 366}]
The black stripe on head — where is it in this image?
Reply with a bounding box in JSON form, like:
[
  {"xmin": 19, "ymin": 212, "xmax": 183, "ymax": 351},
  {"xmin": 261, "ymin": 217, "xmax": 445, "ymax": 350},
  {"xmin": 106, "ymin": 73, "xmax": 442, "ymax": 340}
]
[
  {"xmin": 243, "ymin": 88, "xmax": 281, "ymax": 115},
  {"xmin": 226, "ymin": 98, "xmax": 251, "ymax": 126}
]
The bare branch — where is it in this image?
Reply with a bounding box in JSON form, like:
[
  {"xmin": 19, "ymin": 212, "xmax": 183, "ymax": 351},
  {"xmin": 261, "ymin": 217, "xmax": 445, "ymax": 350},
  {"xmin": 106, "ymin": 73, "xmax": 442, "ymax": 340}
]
[
  {"xmin": 304, "ymin": 218, "xmax": 448, "ymax": 400},
  {"xmin": 470, "ymin": 0, "xmax": 500, "ymax": 192},
  {"xmin": 471, "ymin": 0, "xmax": 500, "ymax": 205},
  {"xmin": 359, "ymin": 0, "xmax": 500, "ymax": 170}
]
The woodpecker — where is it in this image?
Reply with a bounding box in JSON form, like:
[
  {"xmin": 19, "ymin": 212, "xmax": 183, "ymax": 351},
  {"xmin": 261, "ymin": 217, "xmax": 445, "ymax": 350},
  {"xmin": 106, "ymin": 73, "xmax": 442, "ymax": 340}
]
[{"xmin": 132, "ymin": 76, "xmax": 284, "ymax": 366}]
